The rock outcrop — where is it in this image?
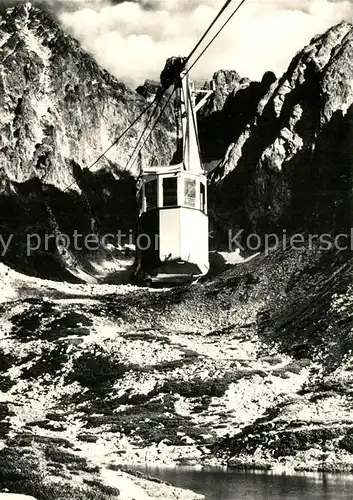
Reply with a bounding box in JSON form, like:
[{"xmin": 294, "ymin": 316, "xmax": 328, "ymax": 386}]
[
  {"xmin": 210, "ymin": 21, "xmax": 353, "ymax": 245},
  {"xmin": 198, "ymin": 70, "xmax": 275, "ymax": 165}
]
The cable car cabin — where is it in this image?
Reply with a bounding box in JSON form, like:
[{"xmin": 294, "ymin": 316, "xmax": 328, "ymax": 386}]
[
  {"xmin": 136, "ymin": 166, "xmax": 209, "ymax": 284},
  {"xmin": 135, "ymin": 56, "xmax": 213, "ymax": 285}
]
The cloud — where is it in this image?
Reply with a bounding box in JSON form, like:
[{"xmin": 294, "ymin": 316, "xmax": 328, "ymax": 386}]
[
  {"xmin": 4, "ymin": 1, "xmax": 353, "ymax": 85},
  {"xmin": 58, "ymin": 0, "xmax": 353, "ymax": 84}
]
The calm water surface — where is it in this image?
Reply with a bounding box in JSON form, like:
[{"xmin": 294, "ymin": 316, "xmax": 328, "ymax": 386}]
[{"xmin": 130, "ymin": 465, "xmax": 353, "ymax": 500}]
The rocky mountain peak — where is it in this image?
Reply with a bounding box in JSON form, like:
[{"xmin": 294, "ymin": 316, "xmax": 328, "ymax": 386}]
[
  {"xmin": 0, "ymin": 3, "xmax": 175, "ymax": 191},
  {"xmin": 301, "ymin": 20, "xmax": 352, "ymax": 72},
  {"xmin": 210, "ymin": 69, "xmax": 251, "ymax": 111},
  {"xmin": 136, "ymin": 79, "xmax": 160, "ymax": 101},
  {"xmin": 268, "ymin": 20, "xmax": 353, "ymax": 124},
  {"xmin": 210, "ymin": 20, "xmax": 353, "ymax": 245}
]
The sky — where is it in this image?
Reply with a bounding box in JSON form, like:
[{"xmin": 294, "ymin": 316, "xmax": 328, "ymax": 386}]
[{"xmin": 6, "ymin": 0, "xmax": 353, "ymax": 84}]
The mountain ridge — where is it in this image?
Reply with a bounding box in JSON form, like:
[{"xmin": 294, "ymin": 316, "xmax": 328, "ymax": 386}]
[
  {"xmin": 209, "ymin": 19, "xmax": 353, "ymax": 246},
  {"xmin": 0, "ymin": 2, "xmax": 175, "ymax": 190}
]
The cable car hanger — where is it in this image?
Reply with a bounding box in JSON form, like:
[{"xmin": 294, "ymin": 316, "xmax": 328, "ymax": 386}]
[
  {"xmin": 63, "ymin": 0, "xmax": 248, "ymax": 192},
  {"xmin": 124, "ymin": 0, "xmax": 248, "ymax": 176}
]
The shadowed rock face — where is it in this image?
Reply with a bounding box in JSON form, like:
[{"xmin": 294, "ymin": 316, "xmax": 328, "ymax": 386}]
[
  {"xmin": 210, "ymin": 21, "xmax": 353, "ymax": 246},
  {"xmin": 0, "ymin": 167, "xmax": 138, "ymax": 279},
  {"xmin": 198, "ymin": 70, "xmax": 276, "ymax": 164}
]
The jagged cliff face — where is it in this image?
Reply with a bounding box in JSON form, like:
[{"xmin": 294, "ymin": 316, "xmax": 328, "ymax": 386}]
[
  {"xmin": 0, "ymin": 3, "xmax": 175, "ymax": 190},
  {"xmin": 198, "ymin": 70, "xmax": 276, "ymax": 166},
  {"xmin": 0, "ymin": 3, "xmax": 176, "ymax": 279},
  {"xmin": 211, "ymin": 21, "xmax": 353, "ymax": 243}
]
